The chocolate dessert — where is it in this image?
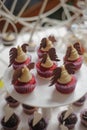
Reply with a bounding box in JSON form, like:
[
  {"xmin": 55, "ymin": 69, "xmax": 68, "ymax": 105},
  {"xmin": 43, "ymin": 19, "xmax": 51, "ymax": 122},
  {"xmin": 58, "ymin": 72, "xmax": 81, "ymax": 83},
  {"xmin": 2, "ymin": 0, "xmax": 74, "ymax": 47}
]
[
  {"xmin": 58, "ymin": 110, "xmax": 77, "ymax": 129},
  {"xmin": 1, "ymin": 113, "xmax": 20, "ymax": 130},
  {"xmin": 29, "ymin": 118, "xmax": 47, "ymax": 130}
]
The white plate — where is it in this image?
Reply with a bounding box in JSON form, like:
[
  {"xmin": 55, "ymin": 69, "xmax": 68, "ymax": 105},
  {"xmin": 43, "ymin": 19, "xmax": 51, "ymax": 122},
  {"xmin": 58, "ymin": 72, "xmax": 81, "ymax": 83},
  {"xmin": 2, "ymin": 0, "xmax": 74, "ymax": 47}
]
[{"xmin": 3, "ymin": 63, "xmax": 87, "ymax": 108}]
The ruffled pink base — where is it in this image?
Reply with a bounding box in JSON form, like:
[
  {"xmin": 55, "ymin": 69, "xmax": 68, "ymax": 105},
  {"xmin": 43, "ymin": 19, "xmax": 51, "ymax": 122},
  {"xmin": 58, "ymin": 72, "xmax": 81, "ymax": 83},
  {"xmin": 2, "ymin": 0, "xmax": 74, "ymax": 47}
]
[
  {"xmin": 13, "ymin": 57, "xmax": 31, "ymax": 70},
  {"xmin": 64, "ymin": 56, "xmax": 83, "ymax": 71},
  {"xmin": 14, "ymin": 83, "xmax": 36, "ymax": 94},
  {"xmin": 55, "ymin": 76, "xmax": 77, "ymax": 94}
]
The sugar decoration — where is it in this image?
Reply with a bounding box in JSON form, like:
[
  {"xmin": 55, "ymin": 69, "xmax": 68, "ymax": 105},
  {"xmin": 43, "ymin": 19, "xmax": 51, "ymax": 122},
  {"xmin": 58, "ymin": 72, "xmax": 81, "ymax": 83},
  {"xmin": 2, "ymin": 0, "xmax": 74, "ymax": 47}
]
[
  {"xmin": 33, "ymin": 111, "xmax": 42, "ymax": 126},
  {"xmin": 4, "ymin": 104, "xmax": 14, "ymax": 122}
]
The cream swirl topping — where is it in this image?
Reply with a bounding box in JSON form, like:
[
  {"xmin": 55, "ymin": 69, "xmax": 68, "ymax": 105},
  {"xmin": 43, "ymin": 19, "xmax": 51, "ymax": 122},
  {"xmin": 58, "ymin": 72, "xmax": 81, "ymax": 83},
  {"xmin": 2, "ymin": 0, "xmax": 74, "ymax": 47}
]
[
  {"xmin": 18, "ymin": 66, "xmax": 32, "ymax": 83},
  {"xmin": 41, "ymin": 38, "xmax": 53, "ymax": 52},
  {"xmin": 41, "ymin": 55, "xmax": 53, "ymax": 68},
  {"xmin": 15, "ymin": 46, "xmax": 27, "ymax": 63},
  {"xmin": 68, "ymin": 45, "xmax": 79, "ymax": 61},
  {"xmin": 58, "ymin": 66, "xmax": 72, "ymax": 84}
]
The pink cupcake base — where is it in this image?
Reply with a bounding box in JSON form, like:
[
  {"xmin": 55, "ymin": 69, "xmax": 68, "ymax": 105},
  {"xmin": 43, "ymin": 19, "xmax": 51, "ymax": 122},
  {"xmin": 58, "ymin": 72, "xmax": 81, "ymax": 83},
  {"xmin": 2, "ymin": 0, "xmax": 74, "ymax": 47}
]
[
  {"xmin": 37, "ymin": 68, "xmax": 54, "ymax": 78},
  {"xmin": 37, "ymin": 48, "xmax": 47, "ymax": 59},
  {"xmin": 8, "ymin": 102, "xmax": 20, "ymax": 108},
  {"xmin": 14, "ymin": 83, "xmax": 36, "ymax": 94},
  {"xmin": 13, "ymin": 57, "xmax": 31, "ymax": 70},
  {"xmin": 55, "ymin": 76, "xmax": 77, "ymax": 94},
  {"xmin": 64, "ymin": 56, "xmax": 83, "ymax": 71},
  {"xmin": 36, "ymin": 62, "xmax": 57, "ymax": 78}
]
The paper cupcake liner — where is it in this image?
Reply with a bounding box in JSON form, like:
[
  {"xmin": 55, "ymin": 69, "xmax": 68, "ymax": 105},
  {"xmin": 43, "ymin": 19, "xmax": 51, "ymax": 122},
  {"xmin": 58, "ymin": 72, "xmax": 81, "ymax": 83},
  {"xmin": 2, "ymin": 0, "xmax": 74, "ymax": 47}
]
[
  {"xmin": 14, "ymin": 83, "xmax": 36, "ymax": 94},
  {"xmin": 55, "ymin": 76, "xmax": 77, "ymax": 94},
  {"xmin": 64, "ymin": 56, "xmax": 83, "ymax": 71},
  {"xmin": 37, "ymin": 48, "xmax": 47, "ymax": 58},
  {"xmin": 7, "ymin": 102, "xmax": 20, "ymax": 108},
  {"xmin": 13, "ymin": 57, "xmax": 31, "ymax": 70},
  {"xmin": 22, "ymin": 107, "xmax": 37, "ymax": 115},
  {"xmin": 37, "ymin": 68, "xmax": 53, "ymax": 78}
]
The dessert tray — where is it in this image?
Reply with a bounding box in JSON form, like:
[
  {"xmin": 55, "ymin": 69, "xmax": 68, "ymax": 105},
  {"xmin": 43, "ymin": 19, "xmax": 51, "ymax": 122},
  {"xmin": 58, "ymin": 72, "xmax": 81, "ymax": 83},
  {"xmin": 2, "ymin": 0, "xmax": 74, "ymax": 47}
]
[
  {"xmin": 3, "ymin": 50, "xmax": 87, "ymax": 108},
  {"xmin": 0, "ymin": 93, "xmax": 87, "ymax": 130},
  {"xmin": 1, "ymin": 26, "xmax": 87, "ymax": 130}
]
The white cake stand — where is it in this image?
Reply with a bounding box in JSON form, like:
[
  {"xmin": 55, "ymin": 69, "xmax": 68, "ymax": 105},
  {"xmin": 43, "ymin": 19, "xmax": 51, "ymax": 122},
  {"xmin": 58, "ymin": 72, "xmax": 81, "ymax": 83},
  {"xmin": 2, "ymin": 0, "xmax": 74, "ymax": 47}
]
[{"xmin": 3, "ymin": 59, "xmax": 87, "ymax": 120}]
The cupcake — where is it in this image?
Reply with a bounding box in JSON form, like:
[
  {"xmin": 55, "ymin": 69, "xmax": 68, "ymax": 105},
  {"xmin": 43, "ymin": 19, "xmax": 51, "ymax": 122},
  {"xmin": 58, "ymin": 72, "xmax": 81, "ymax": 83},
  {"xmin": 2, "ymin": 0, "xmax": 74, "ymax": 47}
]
[
  {"xmin": 37, "ymin": 36, "xmax": 55, "ymax": 58},
  {"xmin": 28, "ymin": 111, "xmax": 48, "ymax": 130},
  {"xmin": 1, "ymin": 105, "xmax": 20, "ymax": 130},
  {"xmin": 73, "ymin": 95, "xmax": 86, "ymax": 106},
  {"xmin": 12, "ymin": 63, "xmax": 36, "ymax": 94},
  {"xmin": 80, "ymin": 109, "xmax": 87, "ymax": 127},
  {"xmin": 36, "ymin": 48, "xmax": 60, "ymax": 78},
  {"xmin": 5, "ymin": 95, "xmax": 20, "ymax": 108},
  {"xmin": 9, "ymin": 43, "xmax": 31, "ymax": 69},
  {"xmin": 64, "ymin": 42, "xmax": 83, "ymax": 71},
  {"xmin": 2, "ymin": 32, "xmax": 16, "ymax": 46},
  {"xmin": 50, "ymin": 64, "xmax": 77, "ymax": 94},
  {"xmin": 22, "ymin": 104, "xmax": 37, "ymax": 115},
  {"xmin": 1, "ymin": 113, "xmax": 19, "ymax": 130},
  {"xmin": 58, "ymin": 106, "xmax": 77, "ymax": 129}
]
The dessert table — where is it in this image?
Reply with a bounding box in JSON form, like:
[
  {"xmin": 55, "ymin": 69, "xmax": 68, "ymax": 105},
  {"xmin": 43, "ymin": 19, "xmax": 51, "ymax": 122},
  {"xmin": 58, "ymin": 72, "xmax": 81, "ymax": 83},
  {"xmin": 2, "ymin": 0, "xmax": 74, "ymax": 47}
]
[{"xmin": 0, "ymin": 25, "xmax": 87, "ymax": 130}]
